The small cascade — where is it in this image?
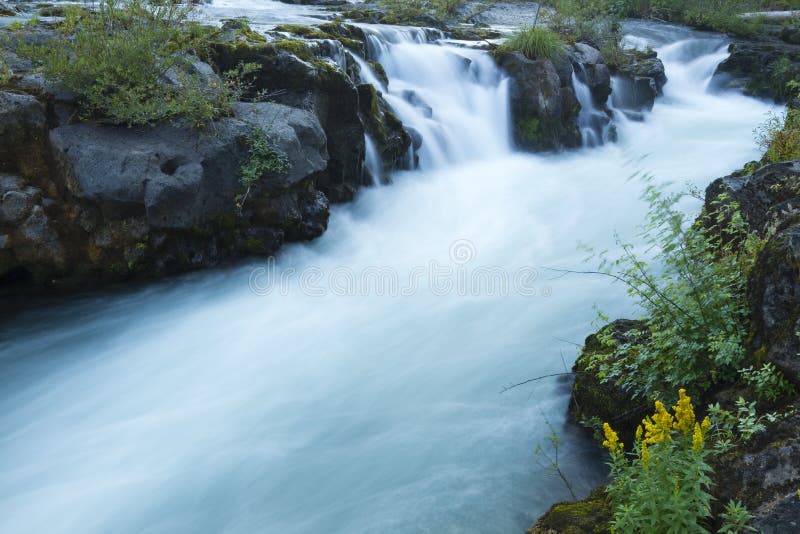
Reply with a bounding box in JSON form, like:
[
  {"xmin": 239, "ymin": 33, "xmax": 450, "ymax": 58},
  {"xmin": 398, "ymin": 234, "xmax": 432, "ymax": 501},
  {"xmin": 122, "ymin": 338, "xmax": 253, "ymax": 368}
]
[
  {"xmin": 353, "ymin": 24, "xmax": 511, "ymax": 169},
  {"xmin": 571, "ymin": 67, "xmax": 614, "ymax": 148}
]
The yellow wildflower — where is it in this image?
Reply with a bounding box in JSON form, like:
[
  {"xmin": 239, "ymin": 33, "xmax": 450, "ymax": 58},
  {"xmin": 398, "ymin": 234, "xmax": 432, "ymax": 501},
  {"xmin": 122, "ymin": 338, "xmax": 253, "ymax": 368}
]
[
  {"xmin": 602, "ymin": 422, "xmax": 623, "ymax": 455},
  {"xmin": 635, "ymin": 425, "xmax": 643, "ymax": 442},
  {"xmin": 643, "ymin": 400, "xmax": 673, "ymax": 444},
  {"xmin": 701, "ymin": 415, "xmax": 710, "ymax": 436},
  {"xmin": 673, "ymin": 389, "xmax": 696, "ymax": 435},
  {"xmin": 692, "ymin": 422, "xmax": 704, "ymax": 452},
  {"xmin": 641, "ymin": 441, "xmax": 650, "ymax": 469}
]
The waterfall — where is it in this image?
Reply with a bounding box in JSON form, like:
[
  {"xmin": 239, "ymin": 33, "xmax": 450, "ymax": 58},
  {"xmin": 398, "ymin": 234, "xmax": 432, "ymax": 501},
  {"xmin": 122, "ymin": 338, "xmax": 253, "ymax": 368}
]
[
  {"xmin": 354, "ymin": 24, "xmax": 511, "ymax": 169},
  {"xmin": 0, "ymin": 16, "xmax": 779, "ymax": 534},
  {"xmin": 571, "ymin": 66, "xmax": 614, "ymax": 148}
]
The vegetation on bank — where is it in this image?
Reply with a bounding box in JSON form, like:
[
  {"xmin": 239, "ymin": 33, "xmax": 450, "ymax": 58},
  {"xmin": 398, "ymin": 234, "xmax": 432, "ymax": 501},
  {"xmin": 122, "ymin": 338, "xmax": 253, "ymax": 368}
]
[
  {"xmin": 496, "ymin": 25, "xmax": 566, "ymax": 60},
  {"xmin": 12, "ymin": 0, "xmax": 249, "ymax": 126}
]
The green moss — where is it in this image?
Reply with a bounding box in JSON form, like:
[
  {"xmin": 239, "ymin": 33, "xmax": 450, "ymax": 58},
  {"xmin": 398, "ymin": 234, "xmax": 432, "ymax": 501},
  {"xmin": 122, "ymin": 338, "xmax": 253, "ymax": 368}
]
[
  {"xmin": 517, "ymin": 117, "xmax": 542, "ymax": 145},
  {"xmin": 273, "ymin": 24, "xmax": 329, "ymax": 40},
  {"xmin": 369, "ymin": 61, "xmax": 388, "ymax": 86},
  {"xmin": 529, "ymin": 488, "xmax": 612, "ymax": 534},
  {"xmin": 272, "ymin": 39, "xmax": 314, "ymax": 61}
]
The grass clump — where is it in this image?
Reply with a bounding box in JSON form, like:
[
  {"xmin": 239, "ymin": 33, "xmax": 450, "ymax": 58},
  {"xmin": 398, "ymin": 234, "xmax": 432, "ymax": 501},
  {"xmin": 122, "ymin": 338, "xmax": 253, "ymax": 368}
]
[
  {"xmin": 497, "ymin": 26, "xmax": 566, "ymax": 61},
  {"xmin": 18, "ymin": 0, "xmax": 243, "ymax": 127}
]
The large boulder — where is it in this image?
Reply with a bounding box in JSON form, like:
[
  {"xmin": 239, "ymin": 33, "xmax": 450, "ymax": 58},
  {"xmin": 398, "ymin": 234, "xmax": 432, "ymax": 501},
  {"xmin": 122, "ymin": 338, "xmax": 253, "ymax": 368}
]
[
  {"xmin": 49, "ymin": 119, "xmax": 251, "ymax": 229},
  {"xmin": 496, "ymin": 50, "xmax": 581, "ymax": 151},
  {"xmin": 1, "ymin": 100, "xmax": 332, "ymax": 292}
]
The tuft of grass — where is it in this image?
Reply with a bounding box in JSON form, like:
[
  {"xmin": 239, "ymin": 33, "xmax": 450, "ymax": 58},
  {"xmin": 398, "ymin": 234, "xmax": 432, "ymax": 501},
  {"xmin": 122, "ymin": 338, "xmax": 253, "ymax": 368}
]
[{"xmin": 498, "ymin": 26, "xmax": 566, "ymax": 61}]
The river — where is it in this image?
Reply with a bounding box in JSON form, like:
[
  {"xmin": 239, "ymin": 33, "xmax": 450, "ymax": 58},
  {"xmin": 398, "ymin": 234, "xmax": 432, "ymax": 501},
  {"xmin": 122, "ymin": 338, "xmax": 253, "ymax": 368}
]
[{"xmin": 0, "ymin": 4, "xmax": 777, "ymax": 533}]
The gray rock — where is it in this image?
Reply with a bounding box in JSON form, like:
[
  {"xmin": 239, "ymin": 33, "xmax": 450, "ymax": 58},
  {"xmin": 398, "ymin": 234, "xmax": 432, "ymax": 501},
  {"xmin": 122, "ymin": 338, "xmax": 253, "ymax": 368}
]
[
  {"xmin": 705, "ymin": 161, "xmax": 800, "ymax": 237},
  {"xmin": 0, "ymin": 90, "xmax": 47, "ymax": 179},
  {"xmin": 497, "ymin": 51, "xmax": 580, "ymax": 151},
  {"xmin": 234, "ymin": 102, "xmax": 329, "ymax": 190},
  {"xmin": 748, "ymin": 222, "xmax": 800, "ymax": 383},
  {"xmin": 611, "ymin": 53, "xmax": 667, "ymax": 113},
  {"xmin": 0, "ymin": 190, "xmax": 36, "ymax": 224},
  {"xmin": 49, "ymin": 119, "xmax": 251, "ymax": 229}
]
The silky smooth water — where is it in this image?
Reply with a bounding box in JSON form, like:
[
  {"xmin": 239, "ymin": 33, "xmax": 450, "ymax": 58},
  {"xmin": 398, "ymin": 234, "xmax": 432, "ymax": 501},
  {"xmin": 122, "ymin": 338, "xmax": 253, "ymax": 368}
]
[{"xmin": 0, "ymin": 14, "xmax": 777, "ymax": 534}]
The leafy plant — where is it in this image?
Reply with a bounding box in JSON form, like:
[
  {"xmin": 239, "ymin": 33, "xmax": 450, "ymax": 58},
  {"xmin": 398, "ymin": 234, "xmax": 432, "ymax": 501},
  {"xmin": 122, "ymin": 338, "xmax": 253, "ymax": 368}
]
[
  {"xmin": 17, "ymin": 0, "xmax": 238, "ymax": 126},
  {"xmin": 497, "ymin": 26, "xmax": 566, "ymax": 61},
  {"xmin": 581, "ymin": 180, "xmax": 763, "ymax": 401},
  {"xmin": 719, "ymin": 500, "xmax": 758, "ymax": 533},
  {"xmin": 708, "ymin": 398, "xmax": 780, "ymax": 443},
  {"xmin": 756, "ymin": 108, "xmax": 800, "ymax": 164},
  {"xmin": 238, "ymin": 128, "xmax": 290, "ymax": 209},
  {"xmin": 739, "ymin": 362, "xmax": 795, "ymax": 402}
]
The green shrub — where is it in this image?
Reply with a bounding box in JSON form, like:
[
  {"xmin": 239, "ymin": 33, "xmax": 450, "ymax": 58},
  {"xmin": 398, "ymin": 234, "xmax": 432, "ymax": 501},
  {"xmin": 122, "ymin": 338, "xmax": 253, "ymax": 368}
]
[
  {"xmin": 584, "ymin": 180, "xmax": 763, "ymax": 400},
  {"xmin": 498, "ymin": 26, "xmax": 566, "ymax": 61},
  {"xmin": 237, "ymin": 129, "xmax": 291, "ymax": 209},
  {"xmin": 18, "ymin": 0, "xmax": 239, "ymax": 127}
]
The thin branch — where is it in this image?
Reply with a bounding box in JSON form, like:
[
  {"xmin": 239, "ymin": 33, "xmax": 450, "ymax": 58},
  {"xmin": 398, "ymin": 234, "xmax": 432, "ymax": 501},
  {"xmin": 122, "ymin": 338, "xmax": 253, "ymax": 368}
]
[{"xmin": 501, "ymin": 372, "xmax": 579, "ymax": 393}]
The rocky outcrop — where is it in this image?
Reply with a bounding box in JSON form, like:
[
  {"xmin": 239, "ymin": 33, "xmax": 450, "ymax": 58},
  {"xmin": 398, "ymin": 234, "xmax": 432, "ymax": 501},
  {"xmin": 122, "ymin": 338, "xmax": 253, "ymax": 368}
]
[
  {"xmin": 714, "ymin": 35, "xmax": 800, "ymax": 102},
  {"xmin": 0, "ymin": 96, "xmax": 333, "ymax": 290},
  {"xmin": 496, "ymin": 50, "xmax": 581, "ymax": 151},
  {"xmin": 705, "ymin": 161, "xmax": 800, "ymax": 238}
]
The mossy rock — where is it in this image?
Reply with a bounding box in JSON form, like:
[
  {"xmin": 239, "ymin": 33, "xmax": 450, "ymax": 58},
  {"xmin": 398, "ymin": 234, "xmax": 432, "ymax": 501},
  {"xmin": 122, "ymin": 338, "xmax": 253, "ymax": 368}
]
[
  {"xmin": 528, "ymin": 488, "xmax": 612, "ymax": 534},
  {"xmin": 571, "ymin": 319, "xmax": 649, "ymax": 444}
]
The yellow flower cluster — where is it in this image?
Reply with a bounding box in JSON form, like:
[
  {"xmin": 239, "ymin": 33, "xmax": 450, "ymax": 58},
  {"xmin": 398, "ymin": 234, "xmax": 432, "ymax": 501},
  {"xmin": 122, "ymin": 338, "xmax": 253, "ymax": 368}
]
[
  {"xmin": 642, "ymin": 401, "xmax": 674, "ymax": 444},
  {"xmin": 673, "ymin": 389, "xmax": 696, "ymax": 435},
  {"xmin": 692, "ymin": 416, "xmax": 711, "ymax": 452},
  {"xmin": 603, "ymin": 422, "xmax": 623, "ymax": 455}
]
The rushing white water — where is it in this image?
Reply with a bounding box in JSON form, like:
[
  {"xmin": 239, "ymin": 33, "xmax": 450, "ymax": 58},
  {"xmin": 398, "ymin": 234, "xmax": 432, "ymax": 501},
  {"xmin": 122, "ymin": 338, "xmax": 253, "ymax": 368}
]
[{"xmin": 0, "ymin": 18, "xmax": 778, "ymax": 534}]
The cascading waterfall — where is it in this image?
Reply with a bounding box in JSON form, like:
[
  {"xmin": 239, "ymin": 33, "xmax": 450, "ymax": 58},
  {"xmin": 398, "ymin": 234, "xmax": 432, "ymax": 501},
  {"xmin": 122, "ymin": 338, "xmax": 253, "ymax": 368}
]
[
  {"xmin": 355, "ymin": 25, "xmax": 511, "ymax": 168},
  {"xmin": 0, "ymin": 16, "xmax": 779, "ymax": 534}
]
